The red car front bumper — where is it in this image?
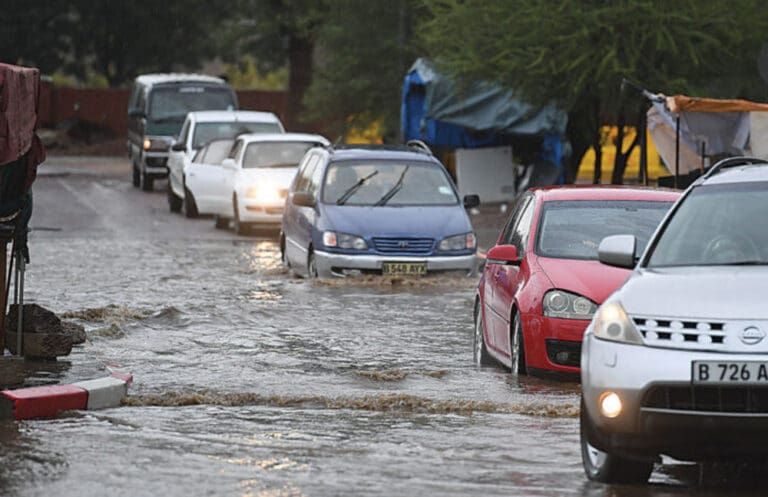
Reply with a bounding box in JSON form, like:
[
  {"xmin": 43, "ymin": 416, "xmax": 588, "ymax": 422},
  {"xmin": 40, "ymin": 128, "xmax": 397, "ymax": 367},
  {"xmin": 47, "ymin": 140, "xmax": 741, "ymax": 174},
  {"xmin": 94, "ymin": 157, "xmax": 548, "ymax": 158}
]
[{"xmin": 521, "ymin": 312, "xmax": 590, "ymax": 374}]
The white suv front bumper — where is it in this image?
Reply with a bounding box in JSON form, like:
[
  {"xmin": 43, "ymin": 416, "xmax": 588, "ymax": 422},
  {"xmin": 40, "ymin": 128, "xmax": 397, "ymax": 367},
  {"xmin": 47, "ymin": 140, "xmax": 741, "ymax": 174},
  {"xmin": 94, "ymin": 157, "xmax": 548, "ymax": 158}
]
[{"xmin": 581, "ymin": 331, "xmax": 768, "ymax": 460}]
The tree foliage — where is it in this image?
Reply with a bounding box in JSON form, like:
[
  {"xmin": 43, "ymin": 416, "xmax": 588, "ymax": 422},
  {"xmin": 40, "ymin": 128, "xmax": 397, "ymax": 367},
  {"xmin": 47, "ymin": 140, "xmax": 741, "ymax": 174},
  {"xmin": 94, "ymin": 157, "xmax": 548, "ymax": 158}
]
[
  {"xmin": 422, "ymin": 0, "xmax": 768, "ymax": 182},
  {"xmin": 303, "ymin": 0, "xmax": 421, "ymax": 141}
]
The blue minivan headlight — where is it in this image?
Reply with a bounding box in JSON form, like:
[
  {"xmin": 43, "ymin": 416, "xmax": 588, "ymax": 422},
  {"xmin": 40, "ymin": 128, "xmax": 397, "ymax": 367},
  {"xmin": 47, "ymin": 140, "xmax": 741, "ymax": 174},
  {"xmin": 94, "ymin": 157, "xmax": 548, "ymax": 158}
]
[
  {"xmin": 438, "ymin": 233, "xmax": 476, "ymax": 252},
  {"xmin": 323, "ymin": 231, "xmax": 368, "ymax": 250}
]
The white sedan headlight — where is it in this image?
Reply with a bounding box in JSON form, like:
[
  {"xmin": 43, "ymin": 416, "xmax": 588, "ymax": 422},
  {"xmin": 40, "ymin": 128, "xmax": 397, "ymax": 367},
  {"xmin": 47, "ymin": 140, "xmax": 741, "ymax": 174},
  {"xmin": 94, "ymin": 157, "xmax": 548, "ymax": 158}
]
[
  {"xmin": 542, "ymin": 290, "xmax": 597, "ymax": 320},
  {"xmin": 592, "ymin": 302, "xmax": 644, "ymax": 345},
  {"xmin": 245, "ymin": 185, "xmax": 281, "ymax": 204}
]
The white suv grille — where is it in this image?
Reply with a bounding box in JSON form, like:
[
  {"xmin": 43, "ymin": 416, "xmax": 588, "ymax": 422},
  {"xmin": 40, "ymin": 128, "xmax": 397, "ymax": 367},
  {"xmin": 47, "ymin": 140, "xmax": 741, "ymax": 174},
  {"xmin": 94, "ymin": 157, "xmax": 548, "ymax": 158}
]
[{"xmin": 633, "ymin": 317, "xmax": 727, "ymax": 351}]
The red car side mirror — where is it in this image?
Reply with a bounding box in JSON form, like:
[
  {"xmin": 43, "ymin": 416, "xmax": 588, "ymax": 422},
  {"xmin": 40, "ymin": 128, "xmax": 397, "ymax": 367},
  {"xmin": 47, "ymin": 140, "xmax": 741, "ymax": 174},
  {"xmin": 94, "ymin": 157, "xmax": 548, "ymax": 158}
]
[{"xmin": 486, "ymin": 245, "xmax": 520, "ymax": 265}]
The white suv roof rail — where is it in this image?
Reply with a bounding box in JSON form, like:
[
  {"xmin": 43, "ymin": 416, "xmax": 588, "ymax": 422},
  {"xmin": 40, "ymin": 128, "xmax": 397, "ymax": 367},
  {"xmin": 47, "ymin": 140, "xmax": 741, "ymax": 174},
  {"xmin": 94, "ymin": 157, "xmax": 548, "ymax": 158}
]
[{"xmin": 704, "ymin": 156, "xmax": 768, "ymax": 179}]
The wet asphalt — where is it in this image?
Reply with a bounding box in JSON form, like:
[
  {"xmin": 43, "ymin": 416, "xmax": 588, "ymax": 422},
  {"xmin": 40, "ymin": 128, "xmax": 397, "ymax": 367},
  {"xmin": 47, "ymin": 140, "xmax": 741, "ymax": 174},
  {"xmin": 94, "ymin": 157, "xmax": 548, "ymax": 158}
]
[{"xmin": 0, "ymin": 157, "xmax": 764, "ymax": 496}]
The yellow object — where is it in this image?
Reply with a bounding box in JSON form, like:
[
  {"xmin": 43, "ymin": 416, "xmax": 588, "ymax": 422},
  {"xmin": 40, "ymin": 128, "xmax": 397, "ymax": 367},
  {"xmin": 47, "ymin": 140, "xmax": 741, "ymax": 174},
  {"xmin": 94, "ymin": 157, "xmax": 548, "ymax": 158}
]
[
  {"xmin": 578, "ymin": 126, "xmax": 670, "ymax": 183},
  {"xmin": 345, "ymin": 119, "xmax": 384, "ymax": 144}
]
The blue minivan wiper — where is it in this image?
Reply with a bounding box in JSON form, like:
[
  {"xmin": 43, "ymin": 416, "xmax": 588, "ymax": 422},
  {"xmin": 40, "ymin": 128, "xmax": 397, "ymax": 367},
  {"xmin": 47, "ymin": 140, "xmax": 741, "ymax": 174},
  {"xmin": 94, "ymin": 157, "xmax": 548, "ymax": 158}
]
[
  {"xmin": 374, "ymin": 166, "xmax": 409, "ymax": 206},
  {"xmin": 336, "ymin": 171, "xmax": 379, "ymax": 205}
]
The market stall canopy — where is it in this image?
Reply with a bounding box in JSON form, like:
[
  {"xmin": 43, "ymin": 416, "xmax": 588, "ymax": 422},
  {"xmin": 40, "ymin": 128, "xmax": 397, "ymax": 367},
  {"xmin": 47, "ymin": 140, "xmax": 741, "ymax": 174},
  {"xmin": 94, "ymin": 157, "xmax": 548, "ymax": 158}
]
[
  {"xmin": 402, "ymin": 58, "xmax": 566, "ymax": 148},
  {"xmin": 647, "ymin": 93, "xmax": 768, "ymax": 175},
  {"xmin": 0, "ymin": 63, "xmax": 45, "ymax": 171}
]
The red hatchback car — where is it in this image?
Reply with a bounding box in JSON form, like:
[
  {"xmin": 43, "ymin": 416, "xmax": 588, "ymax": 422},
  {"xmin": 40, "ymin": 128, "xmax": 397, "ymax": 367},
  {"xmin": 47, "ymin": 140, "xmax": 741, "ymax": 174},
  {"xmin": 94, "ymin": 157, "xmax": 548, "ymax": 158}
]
[{"xmin": 474, "ymin": 186, "xmax": 680, "ymax": 376}]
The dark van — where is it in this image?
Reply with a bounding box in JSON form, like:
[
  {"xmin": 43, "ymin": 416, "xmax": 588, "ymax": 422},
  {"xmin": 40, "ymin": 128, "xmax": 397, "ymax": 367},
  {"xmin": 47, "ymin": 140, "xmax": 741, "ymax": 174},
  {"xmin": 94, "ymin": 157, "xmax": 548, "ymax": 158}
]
[{"xmin": 127, "ymin": 74, "xmax": 237, "ymax": 191}]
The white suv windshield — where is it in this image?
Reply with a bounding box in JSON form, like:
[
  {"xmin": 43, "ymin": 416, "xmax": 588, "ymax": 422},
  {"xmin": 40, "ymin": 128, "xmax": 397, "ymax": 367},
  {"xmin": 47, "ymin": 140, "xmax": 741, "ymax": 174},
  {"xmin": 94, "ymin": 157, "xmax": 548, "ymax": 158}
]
[
  {"xmin": 193, "ymin": 122, "xmax": 282, "ymax": 149},
  {"xmin": 537, "ymin": 200, "xmax": 671, "ymax": 260},
  {"xmin": 322, "ymin": 161, "xmax": 458, "ymax": 206},
  {"xmin": 648, "ymin": 182, "xmax": 768, "ymax": 267}
]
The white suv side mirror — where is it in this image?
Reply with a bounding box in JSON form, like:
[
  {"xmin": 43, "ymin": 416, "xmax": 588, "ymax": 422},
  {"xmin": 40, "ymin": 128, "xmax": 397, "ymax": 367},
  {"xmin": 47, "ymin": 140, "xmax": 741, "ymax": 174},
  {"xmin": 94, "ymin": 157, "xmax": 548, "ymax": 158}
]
[
  {"xmin": 221, "ymin": 158, "xmax": 238, "ymax": 170},
  {"xmin": 598, "ymin": 235, "xmax": 637, "ymax": 269}
]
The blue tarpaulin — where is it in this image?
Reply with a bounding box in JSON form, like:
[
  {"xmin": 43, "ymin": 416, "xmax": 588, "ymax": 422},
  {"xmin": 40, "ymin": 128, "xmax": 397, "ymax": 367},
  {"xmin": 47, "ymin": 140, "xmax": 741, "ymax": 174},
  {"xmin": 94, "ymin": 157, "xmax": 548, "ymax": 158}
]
[{"xmin": 401, "ymin": 59, "xmax": 567, "ymax": 173}]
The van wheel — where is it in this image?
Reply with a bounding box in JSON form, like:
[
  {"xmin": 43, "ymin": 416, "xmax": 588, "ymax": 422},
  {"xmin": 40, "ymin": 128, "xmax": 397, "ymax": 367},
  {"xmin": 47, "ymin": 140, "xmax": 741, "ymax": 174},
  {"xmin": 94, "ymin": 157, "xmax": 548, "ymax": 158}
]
[
  {"xmin": 184, "ymin": 184, "xmax": 199, "ymax": 218},
  {"xmin": 140, "ymin": 169, "xmax": 153, "ymax": 191},
  {"xmin": 473, "ymin": 301, "xmax": 494, "ymax": 366},
  {"xmin": 511, "ymin": 312, "xmax": 527, "ymax": 375},
  {"xmin": 132, "ymin": 163, "xmax": 140, "ymax": 188},
  {"xmin": 580, "ymin": 399, "xmax": 654, "ymax": 483},
  {"xmin": 167, "ymin": 182, "xmax": 182, "ymax": 213}
]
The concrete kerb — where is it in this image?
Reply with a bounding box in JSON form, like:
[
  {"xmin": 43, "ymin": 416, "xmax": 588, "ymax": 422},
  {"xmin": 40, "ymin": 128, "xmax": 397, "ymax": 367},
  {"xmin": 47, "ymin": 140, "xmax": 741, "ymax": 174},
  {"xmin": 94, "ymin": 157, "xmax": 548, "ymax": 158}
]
[{"xmin": 0, "ymin": 372, "xmax": 132, "ymax": 420}]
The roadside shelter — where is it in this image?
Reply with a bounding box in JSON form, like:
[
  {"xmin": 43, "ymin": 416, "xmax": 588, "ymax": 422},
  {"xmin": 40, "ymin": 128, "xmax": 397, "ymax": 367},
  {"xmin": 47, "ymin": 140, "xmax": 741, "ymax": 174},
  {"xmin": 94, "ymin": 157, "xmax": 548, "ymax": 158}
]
[
  {"xmin": 647, "ymin": 94, "xmax": 768, "ymax": 186},
  {"xmin": 401, "ymin": 59, "xmax": 567, "ymax": 200}
]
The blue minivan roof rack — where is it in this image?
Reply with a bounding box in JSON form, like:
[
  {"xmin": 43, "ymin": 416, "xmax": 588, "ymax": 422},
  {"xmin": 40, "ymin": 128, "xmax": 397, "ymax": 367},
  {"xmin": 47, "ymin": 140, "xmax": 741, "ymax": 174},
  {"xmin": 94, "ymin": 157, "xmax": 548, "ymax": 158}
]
[
  {"xmin": 703, "ymin": 156, "xmax": 768, "ymax": 179},
  {"xmin": 326, "ymin": 141, "xmax": 433, "ymax": 156}
]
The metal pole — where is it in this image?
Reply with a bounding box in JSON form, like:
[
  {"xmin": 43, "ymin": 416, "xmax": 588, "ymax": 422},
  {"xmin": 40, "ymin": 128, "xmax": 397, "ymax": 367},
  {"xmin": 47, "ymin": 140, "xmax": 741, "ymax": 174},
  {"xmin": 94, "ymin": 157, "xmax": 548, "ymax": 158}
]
[
  {"xmin": 640, "ymin": 112, "xmax": 648, "ymax": 186},
  {"xmin": 674, "ymin": 116, "xmax": 680, "ymax": 189},
  {"xmin": 16, "ymin": 251, "xmax": 24, "ymax": 356},
  {"xmin": 13, "ymin": 251, "xmax": 20, "ymax": 356},
  {"xmin": 700, "ymin": 141, "xmax": 706, "ymax": 173}
]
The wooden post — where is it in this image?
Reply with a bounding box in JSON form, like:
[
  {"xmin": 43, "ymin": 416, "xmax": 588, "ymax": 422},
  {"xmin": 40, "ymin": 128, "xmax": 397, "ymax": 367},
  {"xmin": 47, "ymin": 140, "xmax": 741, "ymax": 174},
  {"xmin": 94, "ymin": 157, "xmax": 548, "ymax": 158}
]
[{"xmin": 674, "ymin": 116, "xmax": 681, "ymax": 189}]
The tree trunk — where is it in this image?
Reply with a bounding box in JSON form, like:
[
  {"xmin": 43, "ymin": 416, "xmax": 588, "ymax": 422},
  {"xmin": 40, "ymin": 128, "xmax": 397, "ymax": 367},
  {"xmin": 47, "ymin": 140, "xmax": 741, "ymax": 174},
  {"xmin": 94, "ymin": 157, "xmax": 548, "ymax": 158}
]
[
  {"xmin": 592, "ymin": 142, "xmax": 603, "ymax": 184},
  {"xmin": 286, "ymin": 34, "xmax": 314, "ymax": 130},
  {"xmin": 564, "ymin": 108, "xmax": 592, "ymax": 183},
  {"xmin": 592, "ymin": 98, "xmax": 602, "ymax": 184},
  {"xmin": 611, "ymin": 105, "xmax": 627, "ymax": 184}
]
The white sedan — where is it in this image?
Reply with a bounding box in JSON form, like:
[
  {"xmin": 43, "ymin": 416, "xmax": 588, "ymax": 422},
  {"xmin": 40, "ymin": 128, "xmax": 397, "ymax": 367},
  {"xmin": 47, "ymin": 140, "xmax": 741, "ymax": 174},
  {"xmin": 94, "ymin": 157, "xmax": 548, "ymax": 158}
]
[
  {"xmin": 167, "ymin": 110, "xmax": 284, "ymax": 217},
  {"xmin": 184, "ymin": 133, "xmax": 329, "ymax": 234}
]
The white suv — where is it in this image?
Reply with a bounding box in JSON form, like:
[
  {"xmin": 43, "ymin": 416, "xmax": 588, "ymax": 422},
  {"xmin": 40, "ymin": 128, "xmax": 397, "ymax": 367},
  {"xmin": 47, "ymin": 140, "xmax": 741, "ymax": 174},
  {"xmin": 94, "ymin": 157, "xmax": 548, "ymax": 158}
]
[{"xmin": 580, "ymin": 157, "xmax": 768, "ymax": 483}]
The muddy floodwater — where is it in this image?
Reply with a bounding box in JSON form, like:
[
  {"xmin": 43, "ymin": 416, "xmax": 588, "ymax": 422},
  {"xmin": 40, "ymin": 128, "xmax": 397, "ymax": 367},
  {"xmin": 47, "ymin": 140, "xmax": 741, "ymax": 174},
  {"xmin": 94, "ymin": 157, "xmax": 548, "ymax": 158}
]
[{"xmin": 1, "ymin": 161, "xmax": 766, "ymax": 496}]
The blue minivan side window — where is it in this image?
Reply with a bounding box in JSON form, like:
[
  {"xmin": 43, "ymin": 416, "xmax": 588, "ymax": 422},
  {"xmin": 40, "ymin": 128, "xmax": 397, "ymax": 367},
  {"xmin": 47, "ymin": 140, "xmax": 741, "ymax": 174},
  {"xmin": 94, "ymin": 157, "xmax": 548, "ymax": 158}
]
[{"xmin": 295, "ymin": 154, "xmax": 319, "ymax": 193}]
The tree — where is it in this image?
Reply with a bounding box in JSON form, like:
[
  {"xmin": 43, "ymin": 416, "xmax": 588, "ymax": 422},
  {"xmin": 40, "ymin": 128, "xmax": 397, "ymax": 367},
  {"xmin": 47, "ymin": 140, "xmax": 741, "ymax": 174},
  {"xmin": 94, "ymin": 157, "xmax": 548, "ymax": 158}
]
[
  {"xmin": 0, "ymin": 1, "xmax": 74, "ymax": 73},
  {"xmin": 303, "ymin": 0, "xmax": 421, "ymax": 141},
  {"xmin": 421, "ymin": 0, "xmax": 768, "ymax": 183},
  {"xmin": 66, "ymin": 0, "xmax": 227, "ymax": 87},
  {"xmin": 221, "ymin": 0, "xmax": 328, "ymax": 130}
]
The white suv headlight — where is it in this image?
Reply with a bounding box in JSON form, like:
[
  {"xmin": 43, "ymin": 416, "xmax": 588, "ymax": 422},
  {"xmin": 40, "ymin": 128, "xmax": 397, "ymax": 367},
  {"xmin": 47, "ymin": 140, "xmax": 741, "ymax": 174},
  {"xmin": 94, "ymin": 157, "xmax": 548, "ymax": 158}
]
[
  {"xmin": 592, "ymin": 302, "xmax": 644, "ymax": 345},
  {"xmin": 543, "ymin": 290, "xmax": 597, "ymax": 320}
]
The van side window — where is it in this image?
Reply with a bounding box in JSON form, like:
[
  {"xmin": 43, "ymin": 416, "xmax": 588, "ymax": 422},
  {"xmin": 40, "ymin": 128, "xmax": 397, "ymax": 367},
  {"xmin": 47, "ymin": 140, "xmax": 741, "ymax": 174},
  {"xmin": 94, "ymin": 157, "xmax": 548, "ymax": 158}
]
[
  {"xmin": 128, "ymin": 84, "xmax": 140, "ymax": 111},
  {"xmin": 136, "ymin": 88, "xmax": 146, "ymax": 113}
]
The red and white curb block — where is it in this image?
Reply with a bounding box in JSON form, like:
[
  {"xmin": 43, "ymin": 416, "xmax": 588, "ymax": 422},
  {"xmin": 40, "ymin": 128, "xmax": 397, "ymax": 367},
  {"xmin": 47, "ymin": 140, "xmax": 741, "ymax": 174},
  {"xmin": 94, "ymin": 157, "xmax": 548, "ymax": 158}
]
[{"xmin": 0, "ymin": 372, "xmax": 132, "ymax": 420}]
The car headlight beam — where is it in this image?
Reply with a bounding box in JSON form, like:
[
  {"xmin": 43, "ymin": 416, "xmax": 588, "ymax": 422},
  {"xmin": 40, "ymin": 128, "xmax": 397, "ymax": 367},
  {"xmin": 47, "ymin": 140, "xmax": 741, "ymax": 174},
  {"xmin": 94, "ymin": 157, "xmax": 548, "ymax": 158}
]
[
  {"xmin": 542, "ymin": 290, "xmax": 597, "ymax": 320},
  {"xmin": 592, "ymin": 302, "xmax": 644, "ymax": 345},
  {"xmin": 245, "ymin": 185, "xmax": 282, "ymax": 204}
]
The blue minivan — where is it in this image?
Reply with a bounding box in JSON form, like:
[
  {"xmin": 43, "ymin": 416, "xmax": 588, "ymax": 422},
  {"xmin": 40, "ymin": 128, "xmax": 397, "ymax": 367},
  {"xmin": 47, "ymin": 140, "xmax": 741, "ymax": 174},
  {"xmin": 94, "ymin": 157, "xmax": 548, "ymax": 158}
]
[{"xmin": 280, "ymin": 143, "xmax": 480, "ymax": 278}]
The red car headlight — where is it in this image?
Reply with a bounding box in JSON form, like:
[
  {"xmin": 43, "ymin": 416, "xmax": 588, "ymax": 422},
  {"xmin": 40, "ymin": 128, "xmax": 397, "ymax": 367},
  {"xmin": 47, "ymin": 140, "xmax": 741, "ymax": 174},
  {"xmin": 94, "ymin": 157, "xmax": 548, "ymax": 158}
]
[{"xmin": 543, "ymin": 290, "xmax": 597, "ymax": 320}]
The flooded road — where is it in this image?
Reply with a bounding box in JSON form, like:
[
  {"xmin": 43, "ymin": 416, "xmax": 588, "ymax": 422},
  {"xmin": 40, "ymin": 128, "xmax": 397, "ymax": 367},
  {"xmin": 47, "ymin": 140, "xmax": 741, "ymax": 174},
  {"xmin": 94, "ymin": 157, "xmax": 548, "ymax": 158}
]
[{"xmin": 1, "ymin": 157, "xmax": 763, "ymax": 496}]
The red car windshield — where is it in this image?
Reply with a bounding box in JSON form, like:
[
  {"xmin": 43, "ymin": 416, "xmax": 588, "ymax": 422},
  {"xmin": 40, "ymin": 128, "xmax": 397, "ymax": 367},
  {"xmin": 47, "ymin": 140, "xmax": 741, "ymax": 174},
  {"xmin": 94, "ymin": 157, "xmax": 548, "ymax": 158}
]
[{"xmin": 536, "ymin": 200, "xmax": 672, "ymax": 260}]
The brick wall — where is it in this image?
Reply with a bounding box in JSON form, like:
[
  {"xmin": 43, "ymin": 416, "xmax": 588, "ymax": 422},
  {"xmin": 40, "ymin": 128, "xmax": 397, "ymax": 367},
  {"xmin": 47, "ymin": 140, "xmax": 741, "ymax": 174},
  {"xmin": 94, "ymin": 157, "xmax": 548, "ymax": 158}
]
[{"xmin": 38, "ymin": 83, "xmax": 290, "ymax": 138}]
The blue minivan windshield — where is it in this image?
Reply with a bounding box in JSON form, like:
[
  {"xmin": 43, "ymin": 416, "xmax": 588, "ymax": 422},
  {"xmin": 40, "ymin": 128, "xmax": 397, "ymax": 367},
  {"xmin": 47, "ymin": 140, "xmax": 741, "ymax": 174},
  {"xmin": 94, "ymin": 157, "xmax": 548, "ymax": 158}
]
[{"xmin": 322, "ymin": 161, "xmax": 459, "ymax": 206}]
